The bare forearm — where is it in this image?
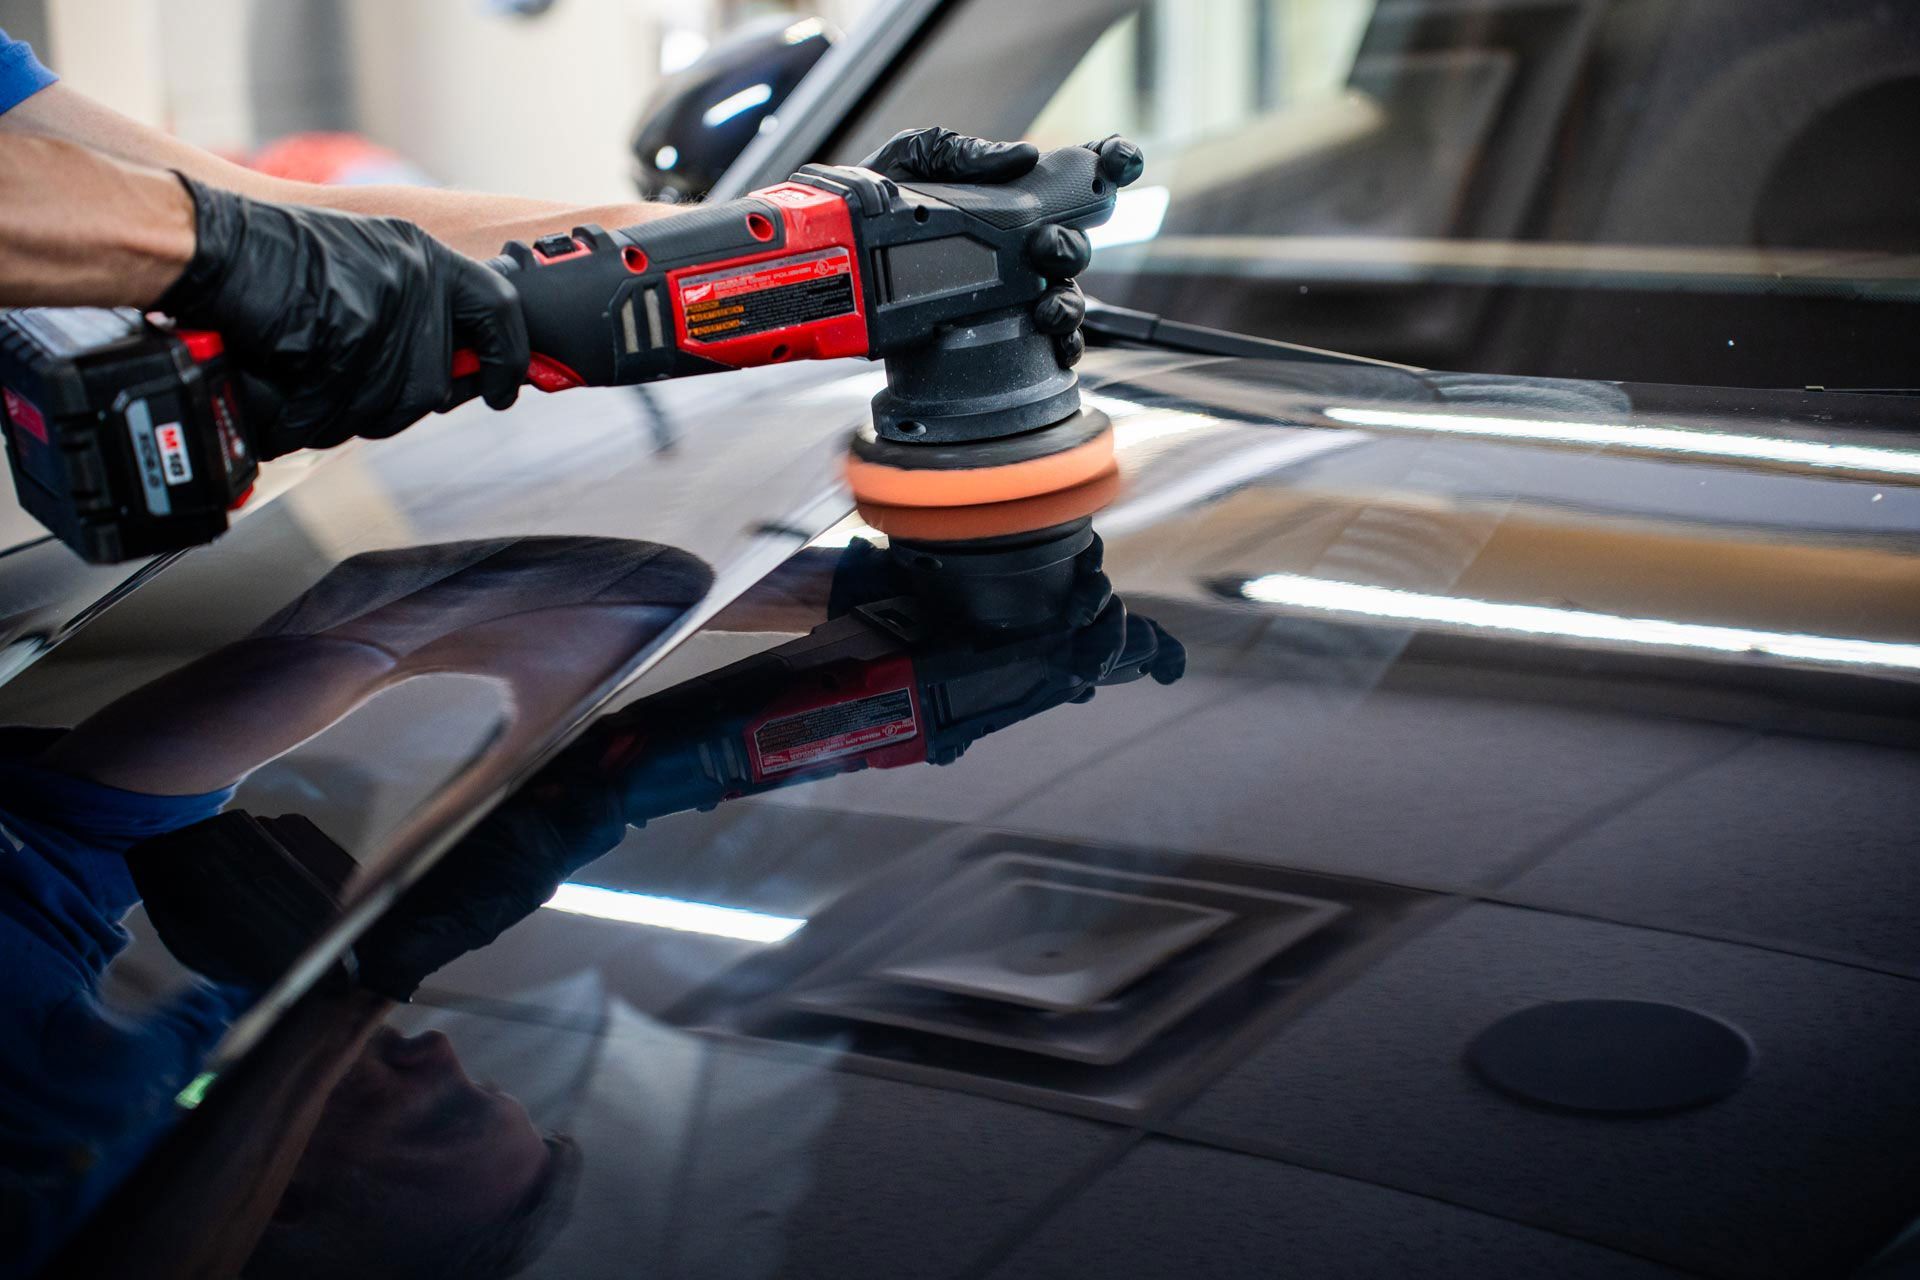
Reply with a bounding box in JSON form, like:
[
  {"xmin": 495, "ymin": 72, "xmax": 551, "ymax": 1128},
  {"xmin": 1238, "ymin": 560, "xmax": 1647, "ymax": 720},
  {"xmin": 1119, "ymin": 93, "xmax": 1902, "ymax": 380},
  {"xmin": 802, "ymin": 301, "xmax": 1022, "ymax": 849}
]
[
  {"xmin": 0, "ymin": 133, "xmax": 193, "ymax": 305},
  {"xmin": 263, "ymin": 184, "xmax": 682, "ymax": 257},
  {"xmin": 4, "ymin": 82, "xmax": 680, "ymax": 258},
  {"xmin": 2, "ymin": 82, "xmax": 281, "ymax": 197},
  {"xmin": 407, "ymin": 198, "xmax": 683, "ymax": 257}
]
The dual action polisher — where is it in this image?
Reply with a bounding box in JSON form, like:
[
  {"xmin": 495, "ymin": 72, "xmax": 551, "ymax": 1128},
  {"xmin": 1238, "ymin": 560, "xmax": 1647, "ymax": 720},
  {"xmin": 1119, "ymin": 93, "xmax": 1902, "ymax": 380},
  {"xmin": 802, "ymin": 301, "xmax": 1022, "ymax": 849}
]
[{"xmin": 0, "ymin": 143, "xmax": 1132, "ymax": 563}]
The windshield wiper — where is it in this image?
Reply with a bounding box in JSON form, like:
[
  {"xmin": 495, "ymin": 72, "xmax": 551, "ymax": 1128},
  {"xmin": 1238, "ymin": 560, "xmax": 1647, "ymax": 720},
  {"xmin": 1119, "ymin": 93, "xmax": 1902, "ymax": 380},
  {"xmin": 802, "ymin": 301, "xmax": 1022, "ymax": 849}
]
[{"xmin": 1083, "ymin": 301, "xmax": 1419, "ymax": 372}]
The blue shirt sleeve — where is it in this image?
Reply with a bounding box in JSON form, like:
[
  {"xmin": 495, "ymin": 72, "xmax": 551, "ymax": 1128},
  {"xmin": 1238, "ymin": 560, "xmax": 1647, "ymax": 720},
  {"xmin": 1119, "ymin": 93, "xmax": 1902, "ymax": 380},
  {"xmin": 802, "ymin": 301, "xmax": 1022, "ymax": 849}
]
[
  {"xmin": 0, "ymin": 732, "xmax": 241, "ymax": 1279},
  {"xmin": 0, "ymin": 743, "xmax": 236, "ymax": 983},
  {"xmin": 0, "ymin": 26, "xmax": 57, "ymax": 115}
]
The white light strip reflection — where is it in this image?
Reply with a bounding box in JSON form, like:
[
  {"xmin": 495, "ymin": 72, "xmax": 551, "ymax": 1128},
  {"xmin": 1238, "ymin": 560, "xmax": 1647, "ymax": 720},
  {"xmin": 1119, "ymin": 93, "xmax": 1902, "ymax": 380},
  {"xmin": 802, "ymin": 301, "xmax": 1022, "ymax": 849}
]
[
  {"xmin": 1109, "ymin": 406, "xmax": 1211, "ymax": 450},
  {"xmin": 1101, "ymin": 235, "xmax": 1920, "ymax": 295},
  {"xmin": 1090, "ymin": 185, "xmax": 1170, "ymax": 250},
  {"xmin": 1323, "ymin": 407, "xmax": 1920, "ymax": 481},
  {"xmin": 542, "ymin": 883, "xmax": 805, "ymax": 943},
  {"xmin": 703, "ymin": 83, "xmax": 774, "ymax": 128},
  {"xmin": 1240, "ymin": 573, "xmax": 1920, "ymax": 674},
  {"xmin": 1099, "ymin": 431, "xmax": 1363, "ymax": 537}
]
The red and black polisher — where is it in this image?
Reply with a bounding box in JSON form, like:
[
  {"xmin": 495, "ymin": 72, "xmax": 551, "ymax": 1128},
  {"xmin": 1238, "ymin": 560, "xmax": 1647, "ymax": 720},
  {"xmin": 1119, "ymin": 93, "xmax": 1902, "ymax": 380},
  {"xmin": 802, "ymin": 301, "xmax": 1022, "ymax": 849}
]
[
  {"xmin": 0, "ymin": 143, "xmax": 1131, "ymax": 563},
  {"xmin": 477, "ymin": 140, "xmax": 1128, "ymax": 510}
]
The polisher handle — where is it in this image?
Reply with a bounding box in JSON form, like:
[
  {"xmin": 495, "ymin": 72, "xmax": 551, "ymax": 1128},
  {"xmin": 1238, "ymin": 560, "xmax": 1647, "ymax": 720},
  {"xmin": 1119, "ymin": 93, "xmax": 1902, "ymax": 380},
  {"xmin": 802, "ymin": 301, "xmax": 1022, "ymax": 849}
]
[{"xmin": 893, "ymin": 143, "xmax": 1119, "ymax": 235}]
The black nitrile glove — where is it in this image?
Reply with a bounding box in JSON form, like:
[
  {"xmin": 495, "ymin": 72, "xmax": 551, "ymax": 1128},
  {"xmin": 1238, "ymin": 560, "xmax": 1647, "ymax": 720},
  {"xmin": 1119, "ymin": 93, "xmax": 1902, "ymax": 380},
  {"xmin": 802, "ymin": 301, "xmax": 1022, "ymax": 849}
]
[
  {"xmin": 860, "ymin": 128, "xmax": 1146, "ymax": 368},
  {"xmin": 157, "ymin": 175, "xmax": 530, "ymax": 460},
  {"xmin": 1071, "ymin": 598, "xmax": 1186, "ymax": 690}
]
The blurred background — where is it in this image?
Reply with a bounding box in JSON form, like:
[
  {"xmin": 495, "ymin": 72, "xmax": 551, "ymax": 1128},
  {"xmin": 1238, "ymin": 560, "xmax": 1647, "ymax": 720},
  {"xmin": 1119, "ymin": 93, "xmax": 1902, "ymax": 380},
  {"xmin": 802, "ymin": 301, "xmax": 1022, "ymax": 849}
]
[
  {"xmin": 0, "ymin": 0, "xmax": 1911, "ymax": 390},
  {"xmin": 0, "ymin": 0, "xmax": 878, "ymax": 202},
  {"xmin": 0, "ymin": 0, "xmax": 1383, "ymax": 206}
]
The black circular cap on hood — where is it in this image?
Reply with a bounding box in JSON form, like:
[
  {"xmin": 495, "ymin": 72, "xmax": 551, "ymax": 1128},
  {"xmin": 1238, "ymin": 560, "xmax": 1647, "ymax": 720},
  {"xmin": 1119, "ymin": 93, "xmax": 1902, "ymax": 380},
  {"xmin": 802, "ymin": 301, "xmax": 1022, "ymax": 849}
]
[{"xmin": 1468, "ymin": 999, "xmax": 1754, "ymax": 1116}]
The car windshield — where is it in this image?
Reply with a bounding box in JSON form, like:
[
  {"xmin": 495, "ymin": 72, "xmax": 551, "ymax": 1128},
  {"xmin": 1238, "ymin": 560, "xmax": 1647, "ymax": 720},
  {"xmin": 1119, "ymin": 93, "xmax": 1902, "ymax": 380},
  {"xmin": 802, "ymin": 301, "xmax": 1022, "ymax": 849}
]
[{"xmin": 830, "ymin": 0, "xmax": 1920, "ymax": 390}]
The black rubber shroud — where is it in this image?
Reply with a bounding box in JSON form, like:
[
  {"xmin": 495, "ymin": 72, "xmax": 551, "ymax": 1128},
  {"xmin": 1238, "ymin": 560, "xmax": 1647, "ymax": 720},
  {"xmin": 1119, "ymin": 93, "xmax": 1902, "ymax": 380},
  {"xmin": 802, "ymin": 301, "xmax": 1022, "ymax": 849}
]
[{"xmin": 849, "ymin": 407, "xmax": 1112, "ymax": 472}]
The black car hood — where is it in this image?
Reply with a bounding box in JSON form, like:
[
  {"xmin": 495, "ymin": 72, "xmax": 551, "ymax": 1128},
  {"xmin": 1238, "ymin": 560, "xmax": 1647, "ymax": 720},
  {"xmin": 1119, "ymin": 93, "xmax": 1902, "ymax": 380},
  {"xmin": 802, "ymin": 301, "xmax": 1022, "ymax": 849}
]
[{"xmin": 7, "ymin": 349, "xmax": 1920, "ymax": 1279}]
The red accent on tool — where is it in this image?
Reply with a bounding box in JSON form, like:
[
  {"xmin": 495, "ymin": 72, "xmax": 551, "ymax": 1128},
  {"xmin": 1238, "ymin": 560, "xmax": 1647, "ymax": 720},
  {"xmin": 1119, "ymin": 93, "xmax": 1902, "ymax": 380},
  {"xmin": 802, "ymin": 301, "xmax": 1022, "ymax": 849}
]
[
  {"xmin": 2, "ymin": 387, "xmax": 47, "ymax": 444},
  {"xmin": 527, "ymin": 354, "xmax": 586, "ymax": 391},
  {"xmin": 179, "ymin": 330, "xmax": 225, "ymax": 363},
  {"xmin": 450, "ymin": 349, "xmax": 587, "ymax": 394}
]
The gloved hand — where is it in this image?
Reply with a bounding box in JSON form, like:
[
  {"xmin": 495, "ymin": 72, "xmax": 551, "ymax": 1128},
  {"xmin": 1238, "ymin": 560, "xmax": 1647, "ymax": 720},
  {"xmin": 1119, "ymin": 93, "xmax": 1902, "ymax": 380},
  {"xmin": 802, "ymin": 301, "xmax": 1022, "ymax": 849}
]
[
  {"xmin": 157, "ymin": 175, "xmax": 530, "ymax": 460},
  {"xmin": 1070, "ymin": 597, "xmax": 1186, "ymax": 691},
  {"xmin": 861, "ymin": 128, "xmax": 1146, "ymax": 367},
  {"xmin": 1050, "ymin": 534, "xmax": 1184, "ymax": 689}
]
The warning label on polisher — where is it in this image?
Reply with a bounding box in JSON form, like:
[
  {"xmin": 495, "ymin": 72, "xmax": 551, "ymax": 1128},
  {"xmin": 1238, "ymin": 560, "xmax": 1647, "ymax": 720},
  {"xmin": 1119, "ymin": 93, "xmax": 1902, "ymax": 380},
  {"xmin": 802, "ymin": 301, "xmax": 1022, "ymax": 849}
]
[
  {"xmin": 751, "ymin": 687, "xmax": 918, "ymax": 776},
  {"xmin": 678, "ymin": 248, "xmax": 855, "ymax": 343}
]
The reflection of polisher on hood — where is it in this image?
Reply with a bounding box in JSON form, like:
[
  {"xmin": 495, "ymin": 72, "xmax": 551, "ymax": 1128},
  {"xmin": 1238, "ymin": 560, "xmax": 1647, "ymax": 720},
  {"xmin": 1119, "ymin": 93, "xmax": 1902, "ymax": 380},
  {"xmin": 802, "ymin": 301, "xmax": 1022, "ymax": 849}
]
[
  {"xmin": 133, "ymin": 524, "xmax": 1184, "ymax": 1000},
  {"xmin": 601, "ymin": 522, "xmax": 1182, "ymax": 806}
]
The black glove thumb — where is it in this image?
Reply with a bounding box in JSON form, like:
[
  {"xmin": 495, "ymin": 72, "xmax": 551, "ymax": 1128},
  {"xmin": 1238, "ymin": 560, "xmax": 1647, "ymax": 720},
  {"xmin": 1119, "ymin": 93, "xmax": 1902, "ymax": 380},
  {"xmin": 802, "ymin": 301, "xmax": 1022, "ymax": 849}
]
[
  {"xmin": 1145, "ymin": 620, "xmax": 1188, "ymax": 685},
  {"xmin": 862, "ymin": 127, "xmax": 1039, "ymax": 183}
]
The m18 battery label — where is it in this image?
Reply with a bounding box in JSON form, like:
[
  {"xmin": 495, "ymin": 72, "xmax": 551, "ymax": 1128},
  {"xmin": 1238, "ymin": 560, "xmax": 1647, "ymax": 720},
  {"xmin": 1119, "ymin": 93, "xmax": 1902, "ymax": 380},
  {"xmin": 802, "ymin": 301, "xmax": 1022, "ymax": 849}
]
[{"xmin": 154, "ymin": 421, "xmax": 193, "ymax": 485}]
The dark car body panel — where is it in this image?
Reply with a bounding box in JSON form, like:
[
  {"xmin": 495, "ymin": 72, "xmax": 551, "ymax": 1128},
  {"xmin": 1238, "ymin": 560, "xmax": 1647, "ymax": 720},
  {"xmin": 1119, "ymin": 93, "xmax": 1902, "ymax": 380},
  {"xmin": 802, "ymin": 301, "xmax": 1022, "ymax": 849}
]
[{"xmin": 8, "ymin": 345, "xmax": 1919, "ymax": 1277}]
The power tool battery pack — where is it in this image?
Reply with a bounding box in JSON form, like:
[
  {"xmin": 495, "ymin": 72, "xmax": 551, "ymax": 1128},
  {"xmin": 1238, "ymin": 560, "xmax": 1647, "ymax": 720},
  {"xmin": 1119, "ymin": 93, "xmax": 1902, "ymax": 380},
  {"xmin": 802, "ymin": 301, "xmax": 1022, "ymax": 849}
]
[{"xmin": 0, "ymin": 307, "xmax": 256, "ymax": 563}]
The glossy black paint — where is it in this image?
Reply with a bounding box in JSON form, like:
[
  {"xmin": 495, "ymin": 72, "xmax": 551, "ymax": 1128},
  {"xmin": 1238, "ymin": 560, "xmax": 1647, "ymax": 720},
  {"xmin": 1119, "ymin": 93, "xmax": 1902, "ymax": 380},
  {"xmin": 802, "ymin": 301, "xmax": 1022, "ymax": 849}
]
[{"xmin": 6, "ymin": 348, "xmax": 1920, "ymax": 1278}]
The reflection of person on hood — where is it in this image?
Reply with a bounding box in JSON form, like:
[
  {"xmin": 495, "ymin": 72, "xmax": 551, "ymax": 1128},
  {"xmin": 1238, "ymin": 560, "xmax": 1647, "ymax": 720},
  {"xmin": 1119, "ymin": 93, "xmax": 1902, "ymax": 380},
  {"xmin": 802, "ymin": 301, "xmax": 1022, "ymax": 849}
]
[
  {"xmin": 242, "ymin": 1024, "xmax": 581, "ymax": 1280},
  {"xmin": 69, "ymin": 529, "xmax": 1180, "ymax": 1276},
  {"xmin": 331, "ymin": 532, "xmax": 1183, "ymax": 1008},
  {"xmin": 0, "ymin": 536, "xmax": 709, "ymax": 1279},
  {"xmin": 0, "ymin": 724, "xmax": 241, "ymax": 1278}
]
